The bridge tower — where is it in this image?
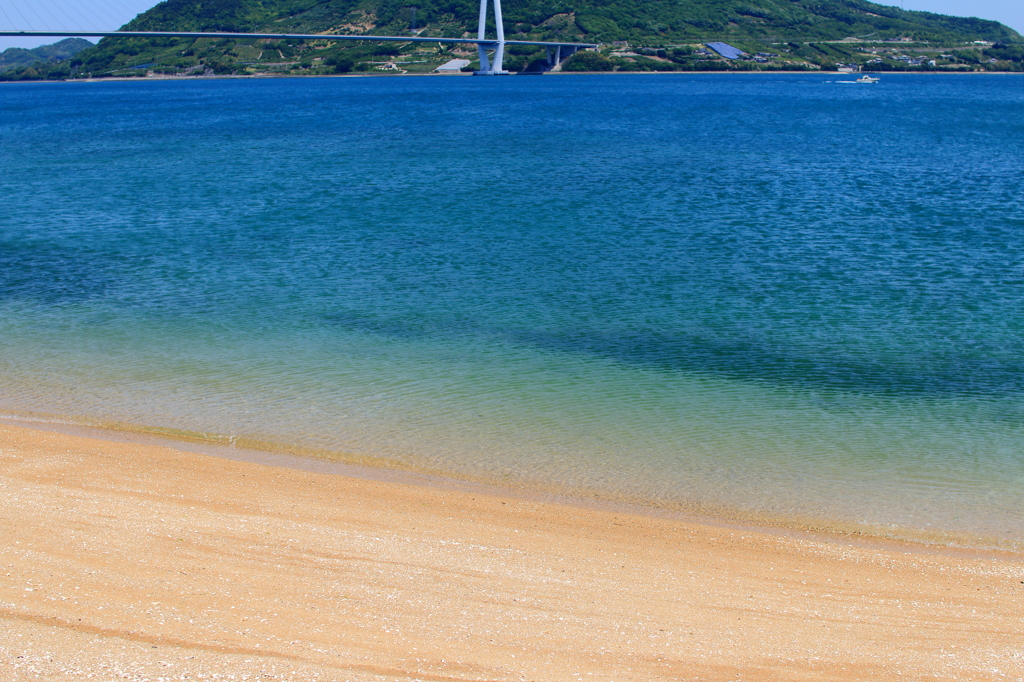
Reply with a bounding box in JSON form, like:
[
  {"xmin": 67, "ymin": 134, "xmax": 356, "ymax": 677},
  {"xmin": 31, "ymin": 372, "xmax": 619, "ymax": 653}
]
[{"xmin": 474, "ymin": 0, "xmax": 507, "ymax": 75}]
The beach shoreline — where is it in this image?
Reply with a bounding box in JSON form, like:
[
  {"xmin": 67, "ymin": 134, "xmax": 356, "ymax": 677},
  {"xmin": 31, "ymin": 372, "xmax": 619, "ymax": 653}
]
[
  {"xmin": 3, "ymin": 411, "xmax": 1019, "ymax": 555},
  {"xmin": 4, "ymin": 69, "xmax": 1024, "ymax": 85},
  {"xmin": 2, "ymin": 420, "xmax": 1022, "ymax": 681}
]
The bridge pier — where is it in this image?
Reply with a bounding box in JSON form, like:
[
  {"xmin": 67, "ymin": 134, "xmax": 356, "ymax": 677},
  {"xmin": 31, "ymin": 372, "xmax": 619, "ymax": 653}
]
[
  {"xmin": 548, "ymin": 45, "xmax": 580, "ymax": 65},
  {"xmin": 473, "ymin": 0, "xmax": 507, "ymax": 75}
]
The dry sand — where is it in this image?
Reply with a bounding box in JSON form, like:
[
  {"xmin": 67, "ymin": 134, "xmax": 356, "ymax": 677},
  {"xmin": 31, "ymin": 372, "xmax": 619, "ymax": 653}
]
[{"xmin": 1, "ymin": 422, "xmax": 1022, "ymax": 681}]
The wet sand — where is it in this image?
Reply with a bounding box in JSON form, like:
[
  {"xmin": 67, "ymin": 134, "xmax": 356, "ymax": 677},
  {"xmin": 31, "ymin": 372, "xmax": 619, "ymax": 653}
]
[{"xmin": 1, "ymin": 422, "xmax": 1022, "ymax": 681}]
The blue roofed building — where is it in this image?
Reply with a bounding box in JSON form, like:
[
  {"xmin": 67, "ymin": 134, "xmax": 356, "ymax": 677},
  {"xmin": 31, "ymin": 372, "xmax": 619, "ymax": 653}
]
[{"xmin": 706, "ymin": 42, "xmax": 746, "ymax": 60}]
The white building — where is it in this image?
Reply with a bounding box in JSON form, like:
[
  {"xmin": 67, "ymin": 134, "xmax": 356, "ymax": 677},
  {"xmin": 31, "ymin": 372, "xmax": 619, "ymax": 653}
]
[{"xmin": 435, "ymin": 59, "xmax": 471, "ymax": 73}]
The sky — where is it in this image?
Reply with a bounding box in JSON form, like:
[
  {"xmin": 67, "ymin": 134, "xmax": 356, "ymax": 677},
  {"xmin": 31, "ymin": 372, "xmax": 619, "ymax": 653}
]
[
  {"xmin": 0, "ymin": 0, "xmax": 159, "ymax": 50},
  {"xmin": 1, "ymin": 0, "xmax": 1022, "ymax": 51}
]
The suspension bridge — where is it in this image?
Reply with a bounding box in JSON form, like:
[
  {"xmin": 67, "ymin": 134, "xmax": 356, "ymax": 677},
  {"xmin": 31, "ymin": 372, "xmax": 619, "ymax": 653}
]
[{"xmin": 0, "ymin": 0, "xmax": 596, "ymax": 75}]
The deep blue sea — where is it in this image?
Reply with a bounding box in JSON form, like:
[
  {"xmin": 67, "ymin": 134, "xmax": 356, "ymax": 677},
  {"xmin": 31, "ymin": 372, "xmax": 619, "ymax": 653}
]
[{"xmin": 2, "ymin": 73, "xmax": 1022, "ymax": 548}]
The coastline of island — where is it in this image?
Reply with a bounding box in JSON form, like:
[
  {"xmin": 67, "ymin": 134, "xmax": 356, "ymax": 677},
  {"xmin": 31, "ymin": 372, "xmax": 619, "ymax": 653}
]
[{"xmin": 5, "ymin": 68, "xmax": 1024, "ymax": 86}]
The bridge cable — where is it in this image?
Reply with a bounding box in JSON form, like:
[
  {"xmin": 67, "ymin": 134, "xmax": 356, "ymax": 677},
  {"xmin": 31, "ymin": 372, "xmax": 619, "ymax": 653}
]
[
  {"xmin": 0, "ymin": 5, "xmax": 15, "ymax": 29},
  {"xmin": 40, "ymin": 0, "xmax": 93, "ymax": 32},
  {"xmin": 98, "ymin": 0, "xmax": 140, "ymax": 29},
  {"xmin": 2, "ymin": 2, "xmax": 36, "ymax": 32},
  {"xmin": 34, "ymin": 0, "xmax": 65, "ymax": 31},
  {"xmin": 33, "ymin": 0, "xmax": 70, "ymax": 32},
  {"xmin": 17, "ymin": 0, "xmax": 55, "ymax": 32},
  {"xmin": 2, "ymin": 0, "xmax": 128, "ymax": 34}
]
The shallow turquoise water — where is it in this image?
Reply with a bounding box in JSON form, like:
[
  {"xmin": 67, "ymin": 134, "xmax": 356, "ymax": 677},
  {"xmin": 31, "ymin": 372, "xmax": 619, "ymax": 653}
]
[{"xmin": 2, "ymin": 73, "xmax": 1023, "ymax": 546}]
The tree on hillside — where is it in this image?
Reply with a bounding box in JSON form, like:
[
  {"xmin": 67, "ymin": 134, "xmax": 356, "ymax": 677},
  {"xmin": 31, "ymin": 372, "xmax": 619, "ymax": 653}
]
[{"xmin": 562, "ymin": 50, "xmax": 615, "ymax": 71}]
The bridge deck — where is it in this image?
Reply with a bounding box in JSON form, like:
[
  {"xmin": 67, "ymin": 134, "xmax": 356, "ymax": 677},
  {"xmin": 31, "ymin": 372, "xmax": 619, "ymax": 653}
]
[{"xmin": 0, "ymin": 31, "xmax": 597, "ymax": 49}]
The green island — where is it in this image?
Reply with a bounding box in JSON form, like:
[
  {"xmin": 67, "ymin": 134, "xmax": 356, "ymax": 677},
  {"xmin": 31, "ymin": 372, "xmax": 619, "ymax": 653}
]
[{"xmin": 2, "ymin": 0, "xmax": 1022, "ymax": 81}]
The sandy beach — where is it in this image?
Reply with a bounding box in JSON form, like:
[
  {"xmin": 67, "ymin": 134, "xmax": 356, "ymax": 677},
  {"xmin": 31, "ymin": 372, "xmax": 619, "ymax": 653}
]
[{"xmin": 1, "ymin": 422, "xmax": 1022, "ymax": 681}]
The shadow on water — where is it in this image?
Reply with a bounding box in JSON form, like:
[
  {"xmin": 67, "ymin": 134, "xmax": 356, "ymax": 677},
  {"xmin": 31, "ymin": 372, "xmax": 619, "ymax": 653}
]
[{"xmin": 319, "ymin": 309, "xmax": 1024, "ymax": 401}]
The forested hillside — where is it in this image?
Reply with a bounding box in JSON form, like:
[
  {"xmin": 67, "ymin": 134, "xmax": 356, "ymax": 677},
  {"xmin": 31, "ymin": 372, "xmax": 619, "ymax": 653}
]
[
  {"xmin": 2, "ymin": 0, "xmax": 1021, "ymax": 80},
  {"xmin": 0, "ymin": 38, "xmax": 93, "ymax": 72}
]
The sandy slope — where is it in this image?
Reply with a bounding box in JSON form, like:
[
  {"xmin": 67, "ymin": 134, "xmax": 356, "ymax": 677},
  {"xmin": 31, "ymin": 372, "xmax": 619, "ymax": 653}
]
[{"xmin": 1, "ymin": 422, "xmax": 1022, "ymax": 681}]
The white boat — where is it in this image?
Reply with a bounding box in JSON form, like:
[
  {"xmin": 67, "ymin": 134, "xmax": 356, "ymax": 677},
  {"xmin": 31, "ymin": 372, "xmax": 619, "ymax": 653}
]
[{"xmin": 856, "ymin": 75, "xmax": 879, "ymax": 83}]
